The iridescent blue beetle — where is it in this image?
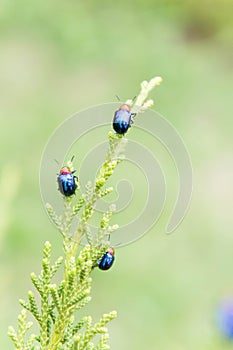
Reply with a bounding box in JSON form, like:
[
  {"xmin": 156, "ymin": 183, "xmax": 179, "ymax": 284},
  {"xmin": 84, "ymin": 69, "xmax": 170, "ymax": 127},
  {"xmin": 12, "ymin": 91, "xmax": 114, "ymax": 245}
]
[
  {"xmin": 98, "ymin": 247, "xmax": 115, "ymax": 270},
  {"xmin": 57, "ymin": 162, "xmax": 78, "ymax": 197},
  {"xmin": 113, "ymin": 104, "xmax": 136, "ymax": 135},
  {"xmin": 218, "ymin": 298, "xmax": 233, "ymax": 339}
]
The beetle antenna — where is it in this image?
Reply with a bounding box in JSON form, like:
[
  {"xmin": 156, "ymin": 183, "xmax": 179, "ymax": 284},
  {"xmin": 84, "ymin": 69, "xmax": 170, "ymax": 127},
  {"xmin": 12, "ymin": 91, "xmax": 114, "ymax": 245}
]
[{"xmin": 54, "ymin": 159, "xmax": 60, "ymax": 166}]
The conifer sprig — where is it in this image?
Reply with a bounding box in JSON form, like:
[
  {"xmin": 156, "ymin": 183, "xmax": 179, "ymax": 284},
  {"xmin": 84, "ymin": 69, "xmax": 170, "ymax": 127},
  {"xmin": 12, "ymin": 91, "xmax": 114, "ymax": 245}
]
[{"xmin": 8, "ymin": 76, "xmax": 162, "ymax": 350}]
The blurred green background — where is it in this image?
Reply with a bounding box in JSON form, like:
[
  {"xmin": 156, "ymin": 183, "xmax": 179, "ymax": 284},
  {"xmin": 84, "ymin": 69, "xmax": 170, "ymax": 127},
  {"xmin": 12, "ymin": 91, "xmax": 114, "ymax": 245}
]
[{"xmin": 1, "ymin": 0, "xmax": 233, "ymax": 349}]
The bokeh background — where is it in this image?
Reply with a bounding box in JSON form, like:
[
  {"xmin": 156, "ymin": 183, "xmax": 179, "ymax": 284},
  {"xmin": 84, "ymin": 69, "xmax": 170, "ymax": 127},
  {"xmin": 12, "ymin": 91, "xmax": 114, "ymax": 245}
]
[{"xmin": 1, "ymin": 1, "xmax": 233, "ymax": 349}]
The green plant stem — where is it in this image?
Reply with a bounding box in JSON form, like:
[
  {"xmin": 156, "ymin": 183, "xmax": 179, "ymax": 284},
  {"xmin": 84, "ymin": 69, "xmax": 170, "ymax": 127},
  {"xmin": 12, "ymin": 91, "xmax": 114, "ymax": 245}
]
[{"xmin": 8, "ymin": 76, "xmax": 162, "ymax": 350}]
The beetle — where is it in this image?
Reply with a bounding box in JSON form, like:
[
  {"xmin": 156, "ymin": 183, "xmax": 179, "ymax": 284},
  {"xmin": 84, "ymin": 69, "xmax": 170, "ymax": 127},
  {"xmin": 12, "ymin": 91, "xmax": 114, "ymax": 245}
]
[
  {"xmin": 98, "ymin": 247, "xmax": 115, "ymax": 270},
  {"xmin": 113, "ymin": 104, "xmax": 136, "ymax": 135},
  {"xmin": 57, "ymin": 163, "xmax": 78, "ymax": 197}
]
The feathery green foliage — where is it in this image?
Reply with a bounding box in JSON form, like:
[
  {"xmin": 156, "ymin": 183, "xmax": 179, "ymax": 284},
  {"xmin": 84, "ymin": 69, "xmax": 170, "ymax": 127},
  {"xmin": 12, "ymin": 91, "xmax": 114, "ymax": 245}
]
[{"xmin": 8, "ymin": 77, "xmax": 162, "ymax": 349}]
